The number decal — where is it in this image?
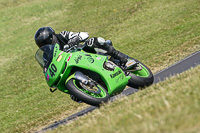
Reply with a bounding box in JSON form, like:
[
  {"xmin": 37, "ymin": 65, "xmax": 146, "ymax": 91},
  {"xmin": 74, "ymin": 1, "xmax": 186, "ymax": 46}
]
[
  {"xmin": 49, "ymin": 68, "xmax": 55, "ymax": 77},
  {"xmin": 49, "ymin": 63, "xmax": 57, "ymax": 77},
  {"xmin": 51, "ymin": 64, "xmax": 57, "ymax": 72}
]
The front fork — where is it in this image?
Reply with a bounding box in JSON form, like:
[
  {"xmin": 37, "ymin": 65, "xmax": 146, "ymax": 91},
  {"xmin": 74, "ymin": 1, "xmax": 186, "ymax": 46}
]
[{"xmin": 66, "ymin": 71, "xmax": 89, "ymax": 85}]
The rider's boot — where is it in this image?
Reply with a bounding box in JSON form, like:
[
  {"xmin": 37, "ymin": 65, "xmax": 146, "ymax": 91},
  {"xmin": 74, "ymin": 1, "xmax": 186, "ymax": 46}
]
[
  {"xmin": 84, "ymin": 37, "xmax": 128, "ymax": 66},
  {"xmin": 104, "ymin": 40, "xmax": 139, "ymax": 68},
  {"xmin": 104, "ymin": 40, "xmax": 128, "ymax": 66}
]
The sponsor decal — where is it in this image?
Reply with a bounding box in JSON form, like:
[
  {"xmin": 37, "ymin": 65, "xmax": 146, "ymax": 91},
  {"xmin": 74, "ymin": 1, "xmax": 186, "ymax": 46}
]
[
  {"xmin": 56, "ymin": 51, "xmax": 64, "ymax": 62},
  {"xmin": 47, "ymin": 74, "xmax": 50, "ymax": 81},
  {"xmin": 56, "ymin": 55, "xmax": 63, "ymax": 62},
  {"xmin": 85, "ymin": 54, "xmax": 91, "ymax": 56},
  {"xmin": 110, "ymin": 70, "xmax": 122, "ymax": 78},
  {"xmin": 87, "ymin": 57, "xmax": 94, "ymax": 63},
  {"xmin": 67, "ymin": 53, "xmax": 72, "ymax": 62},
  {"xmin": 59, "ymin": 51, "xmax": 64, "ymax": 55},
  {"xmin": 54, "ymin": 46, "xmax": 58, "ymax": 57},
  {"xmin": 96, "ymin": 57, "xmax": 101, "ymax": 60},
  {"xmin": 74, "ymin": 55, "xmax": 82, "ymax": 64},
  {"xmin": 85, "ymin": 54, "xmax": 94, "ymax": 63},
  {"xmin": 115, "ymin": 74, "xmax": 124, "ymax": 83}
]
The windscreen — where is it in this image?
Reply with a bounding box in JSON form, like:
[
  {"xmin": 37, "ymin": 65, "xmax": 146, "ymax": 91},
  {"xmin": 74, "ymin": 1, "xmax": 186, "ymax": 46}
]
[{"xmin": 35, "ymin": 44, "xmax": 55, "ymax": 69}]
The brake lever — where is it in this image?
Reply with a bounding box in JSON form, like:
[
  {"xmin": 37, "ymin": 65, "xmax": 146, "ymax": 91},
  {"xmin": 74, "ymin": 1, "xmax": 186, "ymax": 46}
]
[{"xmin": 64, "ymin": 46, "xmax": 77, "ymax": 53}]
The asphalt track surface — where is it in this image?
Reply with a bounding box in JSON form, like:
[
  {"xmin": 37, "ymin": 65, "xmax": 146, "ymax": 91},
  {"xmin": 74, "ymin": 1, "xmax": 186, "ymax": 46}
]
[{"xmin": 36, "ymin": 50, "xmax": 200, "ymax": 133}]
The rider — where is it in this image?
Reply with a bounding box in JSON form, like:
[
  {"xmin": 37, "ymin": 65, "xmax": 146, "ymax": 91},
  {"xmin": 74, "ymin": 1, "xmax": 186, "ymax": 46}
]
[
  {"xmin": 34, "ymin": 27, "xmax": 129, "ymax": 103},
  {"xmin": 34, "ymin": 27, "xmax": 128, "ymax": 66}
]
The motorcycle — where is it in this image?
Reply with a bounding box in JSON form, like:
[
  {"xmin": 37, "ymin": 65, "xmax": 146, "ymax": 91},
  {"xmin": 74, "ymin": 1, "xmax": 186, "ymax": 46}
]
[{"xmin": 35, "ymin": 43, "xmax": 154, "ymax": 106}]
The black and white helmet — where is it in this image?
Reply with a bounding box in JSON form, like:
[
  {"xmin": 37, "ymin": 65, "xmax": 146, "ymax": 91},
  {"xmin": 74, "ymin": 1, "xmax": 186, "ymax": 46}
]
[{"xmin": 34, "ymin": 27, "xmax": 56, "ymax": 48}]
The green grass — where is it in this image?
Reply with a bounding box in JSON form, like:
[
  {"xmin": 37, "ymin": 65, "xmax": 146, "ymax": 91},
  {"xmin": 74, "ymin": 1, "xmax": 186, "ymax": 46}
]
[
  {"xmin": 0, "ymin": 0, "xmax": 200, "ymax": 132},
  {"xmin": 51, "ymin": 66, "xmax": 200, "ymax": 133}
]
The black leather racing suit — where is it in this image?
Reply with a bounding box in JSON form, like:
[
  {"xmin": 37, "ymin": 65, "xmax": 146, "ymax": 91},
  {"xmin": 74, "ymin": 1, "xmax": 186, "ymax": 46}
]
[{"xmin": 54, "ymin": 31, "xmax": 128, "ymax": 64}]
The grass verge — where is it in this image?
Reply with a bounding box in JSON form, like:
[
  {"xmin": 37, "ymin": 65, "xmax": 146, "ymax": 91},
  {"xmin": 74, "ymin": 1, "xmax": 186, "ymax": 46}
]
[
  {"xmin": 0, "ymin": 0, "xmax": 199, "ymax": 132},
  {"xmin": 50, "ymin": 66, "xmax": 200, "ymax": 133}
]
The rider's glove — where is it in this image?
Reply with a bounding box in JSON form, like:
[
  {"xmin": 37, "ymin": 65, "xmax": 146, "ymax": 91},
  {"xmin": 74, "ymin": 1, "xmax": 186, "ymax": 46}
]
[
  {"xmin": 68, "ymin": 36, "xmax": 81, "ymax": 47},
  {"xmin": 63, "ymin": 36, "xmax": 81, "ymax": 52}
]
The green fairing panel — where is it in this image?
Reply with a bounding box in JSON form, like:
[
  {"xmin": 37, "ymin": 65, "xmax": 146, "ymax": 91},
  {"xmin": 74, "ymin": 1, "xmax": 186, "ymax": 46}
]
[
  {"xmin": 44, "ymin": 44, "xmax": 67, "ymax": 87},
  {"xmin": 64, "ymin": 51, "xmax": 130, "ymax": 95},
  {"xmin": 44, "ymin": 44, "xmax": 130, "ymax": 95}
]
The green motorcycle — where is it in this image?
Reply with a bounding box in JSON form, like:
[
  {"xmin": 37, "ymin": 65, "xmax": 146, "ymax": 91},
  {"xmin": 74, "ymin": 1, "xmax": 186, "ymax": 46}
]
[{"xmin": 35, "ymin": 43, "xmax": 153, "ymax": 106}]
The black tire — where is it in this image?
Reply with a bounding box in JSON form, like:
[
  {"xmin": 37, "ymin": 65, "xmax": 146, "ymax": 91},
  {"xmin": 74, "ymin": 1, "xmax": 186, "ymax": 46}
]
[
  {"xmin": 66, "ymin": 79, "xmax": 110, "ymax": 106},
  {"xmin": 127, "ymin": 58, "xmax": 154, "ymax": 89}
]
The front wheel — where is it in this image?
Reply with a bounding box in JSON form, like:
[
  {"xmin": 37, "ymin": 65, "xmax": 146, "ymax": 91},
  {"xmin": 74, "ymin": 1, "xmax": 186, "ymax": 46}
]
[
  {"xmin": 127, "ymin": 58, "xmax": 154, "ymax": 89},
  {"xmin": 66, "ymin": 78, "xmax": 110, "ymax": 106}
]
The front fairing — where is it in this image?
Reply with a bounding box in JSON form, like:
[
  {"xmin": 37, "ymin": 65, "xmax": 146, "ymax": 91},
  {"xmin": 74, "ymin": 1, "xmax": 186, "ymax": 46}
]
[
  {"xmin": 35, "ymin": 44, "xmax": 67, "ymax": 87},
  {"xmin": 35, "ymin": 44, "xmax": 55, "ymax": 69},
  {"xmin": 35, "ymin": 44, "xmax": 131, "ymax": 95}
]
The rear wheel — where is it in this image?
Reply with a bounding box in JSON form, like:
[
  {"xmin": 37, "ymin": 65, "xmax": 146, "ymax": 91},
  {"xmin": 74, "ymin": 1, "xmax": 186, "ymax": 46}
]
[
  {"xmin": 66, "ymin": 78, "xmax": 110, "ymax": 106},
  {"xmin": 127, "ymin": 58, "xmax": 154, "ymax": 89}
]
